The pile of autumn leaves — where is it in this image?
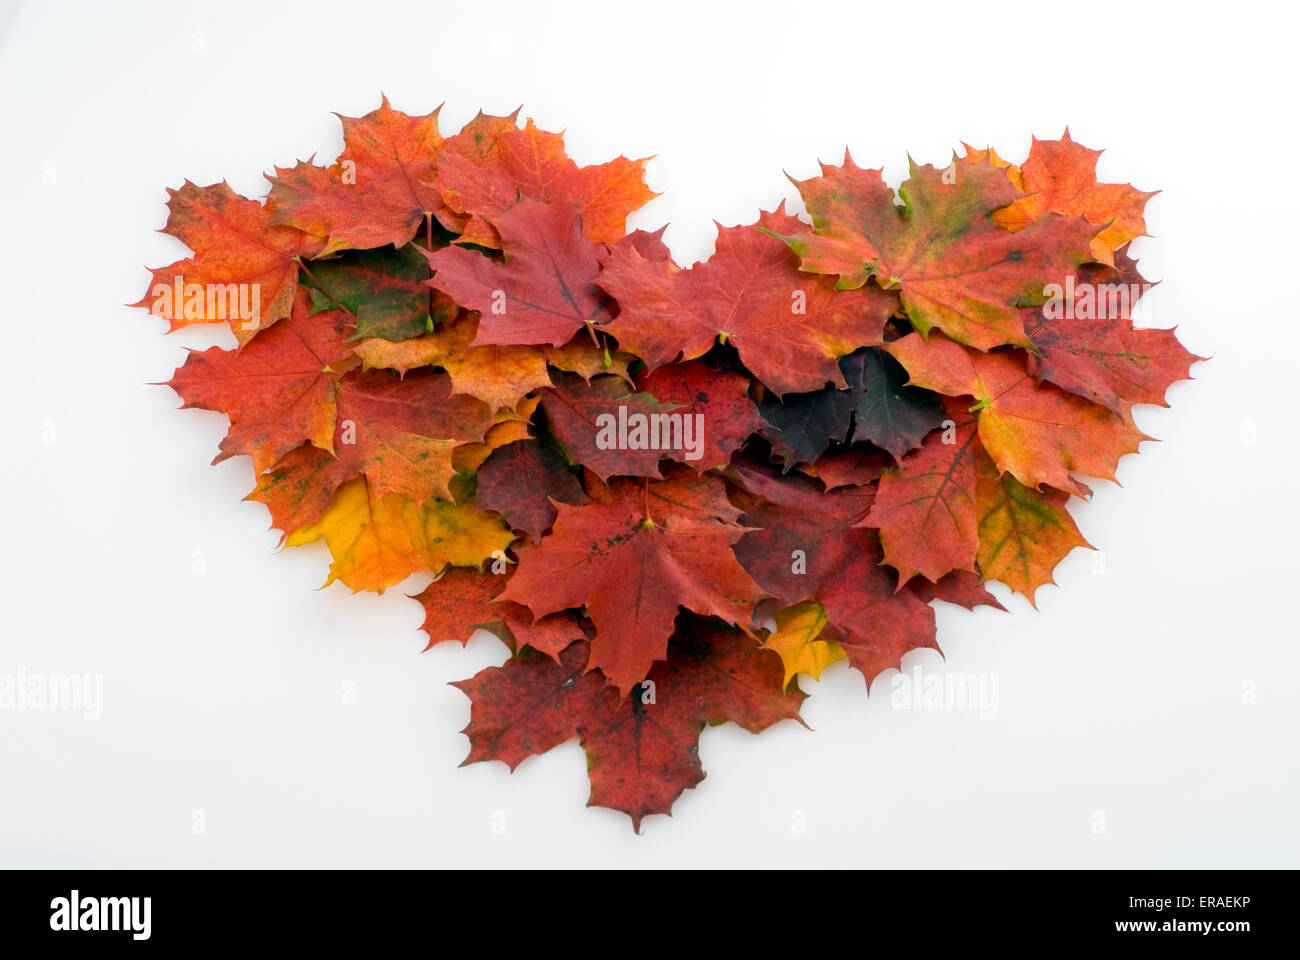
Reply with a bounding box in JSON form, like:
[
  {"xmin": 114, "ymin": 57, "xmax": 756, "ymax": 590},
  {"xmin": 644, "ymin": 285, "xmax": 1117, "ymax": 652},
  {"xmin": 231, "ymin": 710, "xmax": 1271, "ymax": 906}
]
[{"xmin": 139, "ymin": 98, "xmax": 1197, "ymax": 831}]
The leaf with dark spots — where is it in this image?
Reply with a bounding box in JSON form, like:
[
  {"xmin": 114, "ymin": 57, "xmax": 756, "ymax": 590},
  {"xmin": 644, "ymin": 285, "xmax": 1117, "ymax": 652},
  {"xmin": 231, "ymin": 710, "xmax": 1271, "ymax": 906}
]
[
  {"xmin": 773, "ymin": 154, "xmax": 1098, "ymax": 350},
  {"xmin": 246, "ymin": 443, "xmax": 340, "ymax": 543},
  {"xmin": 540, "ymin": 374, "xmax": 681, "ymax": 481},
  {"xmin": 637, "ymin": 360, "xmax": 762, "ymax": 471}
]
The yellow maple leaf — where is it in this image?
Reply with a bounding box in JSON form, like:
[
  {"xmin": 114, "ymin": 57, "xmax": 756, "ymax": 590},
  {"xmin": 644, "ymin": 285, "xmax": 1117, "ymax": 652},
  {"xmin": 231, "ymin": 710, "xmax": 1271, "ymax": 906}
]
[
  {"xmin": 286, "ymin": 476, "xmax": 513, "ymax": 593},
  {"xmin": 975, "ymin": 455, "xmax": 1092, "ymax": 606},
  {"xmin": 763, "ymin": 601, "xmax": 845, "ymax": 689}
]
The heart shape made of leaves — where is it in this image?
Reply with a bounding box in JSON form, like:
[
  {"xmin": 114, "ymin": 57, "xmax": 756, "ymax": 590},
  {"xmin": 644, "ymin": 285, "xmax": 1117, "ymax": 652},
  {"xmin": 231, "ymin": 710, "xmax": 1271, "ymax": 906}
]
[{"xmin": 138, "ymin": 97, "xmax": 1200, "ymax": 831}]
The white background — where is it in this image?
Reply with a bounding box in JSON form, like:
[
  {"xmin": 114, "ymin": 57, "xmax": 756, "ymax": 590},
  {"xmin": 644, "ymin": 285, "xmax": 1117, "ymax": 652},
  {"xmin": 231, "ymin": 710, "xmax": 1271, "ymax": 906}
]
[{"xmin": 1, "ymin": 0, "xmax": 1296, "ymax": 867}]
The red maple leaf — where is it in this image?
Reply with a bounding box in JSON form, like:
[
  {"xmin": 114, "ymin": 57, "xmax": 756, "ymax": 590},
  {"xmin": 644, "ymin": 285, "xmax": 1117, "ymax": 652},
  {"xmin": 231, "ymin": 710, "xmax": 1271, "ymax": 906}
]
[
  {"xmin": 166, "ymin": 289, "xmax": 354, "ymax": 473},
  {"xmin": 1022, "ymin": 251, "xmax": 1200, "ymax": 414},
  {"xmin": 453, "ymin": 616, "xmax": 805, "ymax": 831},
  {"xmin": 596, "ymin": 206, "xmax": 897, "ymax": 396},
  {"xmin": 499, "ymin": 471, "xmax": 767, "ymax": 695},
  {"xmin": 475, "ymin": 436, "xmax": 591, "ymax": 542},
  {"xmin": 636, "ymin": 361, "xmax": 763, "ymax": 472},
  {"xmin": 414, "ymin": 566, "xmax": 588, "ymax": 661},
  {"xmin": 267, "ymin": 96, "xmax": 445, "ymax": 255},
  {"xmin": 326, "ymin": 368, "xmax": 493, "ymax": 502},
  {"xmin": 432, "ymin": 112, "xmax": 657, "ymax": 246},
  {"xmin": 425, "ymin": 199, "xmax": 613, "ymax": 347},
  {"xmin": 863, "ymin": 400, "xmax": 981, "ymax": 585},
  {"xmin": 729, "ymin": 459, "xmax": 938, "ymax": 685},
  {"xmin": 538, "ymin": 374, "xmax": 682, "ymax": 481}
]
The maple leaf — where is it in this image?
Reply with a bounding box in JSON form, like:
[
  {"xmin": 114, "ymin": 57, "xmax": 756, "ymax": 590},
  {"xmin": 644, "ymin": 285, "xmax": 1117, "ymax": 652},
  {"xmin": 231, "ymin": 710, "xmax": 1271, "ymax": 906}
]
[
  {"xmin": 974, "ymin": 449, "xmax": 1091, "ymax": 604},
  {"xmin": 796, "ymin": 447, "xmax": 892, "ymax": 490},
  {"xmin": 959, "ymin": 144, "xmax": 1016, "ymax": 170},
  {"xmin": 758, "ymin": 347, "xmax": 945, "ymax": 465},
  {"xmin": 135, "ymin": 180, "xmax": 323, "ymax": 346},
  {"xmin": 982, "ymin": 130, "xmax": 1158, "ymax": 266},
  {"xmin": 637, "ymin": 361, "xmax": 762, "ymax": 471},
  {"xmin": 886, "ymin": 331, "xmax": 1147, "ymax": 495},
  {"xmin": 539, "ymin": 374, "xmax": 682, "ymax": 481},
  {"xmin": 908, "ymin": 570, "xmax": 1006, "ymax": 611},
  {"xmin": 728, "ymin": 459, "xmax": 871, "ymax": 601},
  {"xmin": 1021, "ymin": 252, "xmax": 1200, "ymax": 414},
  {"xmin": 848, "ymin": 348, "xmax": 948, "ymax": 460},
  {"xmin": 772, "ymin": 154, "xmax": 1098, "ymax": 350},
  {"xmin": 453, "ymin": 616, "xmax": 805, "ymax": 831},
  {"xmin": 729, "ymin": 459, "xmax": 938, "ymax": 685},
  {"xmin": 757, "ymin": 367, "xmax": 857, "ymax": 464},
  {"xmin": 596, "ymin": 206, "xmax": 898, "ymax": 396},
  {"xmin": 326, "ymin": 369, "xmax": 493, "ymax": 502},
  {"xmin": 475, "ymin": 436, "xmax": 591, "ymax": 542},
  {"xmin": 167, "ymin": 290, "xmax": 354, "ymax": 474},
  {"xmin": 499, "ymin": 471, "xmax": 767, "ymax": 695},
  {"xmin": 425, "ymin": 199, "xmax": 613, "ymax": 347},
  {"xmin": 267, "ymin": 96, "xmax": 445, "ymax": 255},
  {"xmin": 285, "ymin": 476, "xmax": 514, "ymax": 593},
  {"xmin": 414, "ymin": 566, "xmax": 587, "ymax": 661},
  {"xmin": 246, "ymin": 443, "xmax": 339, "ymax": 542},
  {"xmin": 303, "ymin": 244, "xmax": 455, "ymax": 341},
  {"xmin": 432, "ymin": 112, "xmax": 657, "ymax": 246},
  {"xmin": 863, "ymin": 401, "xmax": 980, "ymax": 585},
  {"xmin": 763, "ymin": 601, "xmax": 845, "ymax": 688}
]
